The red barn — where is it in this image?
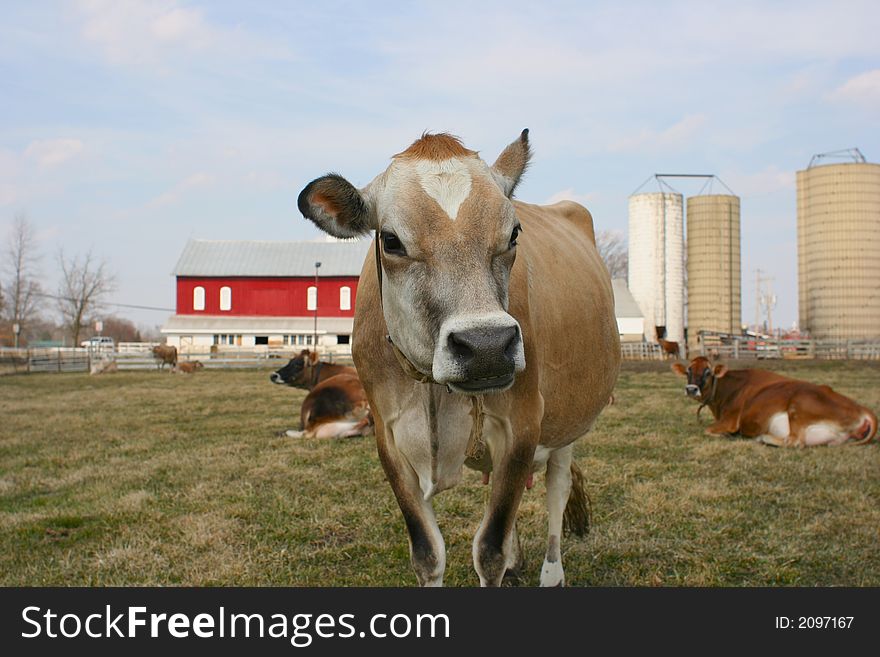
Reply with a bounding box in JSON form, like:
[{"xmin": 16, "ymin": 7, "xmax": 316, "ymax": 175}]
[{"xmin": 161, "ymin": 239, "xmax": 371, "ymax": 353}]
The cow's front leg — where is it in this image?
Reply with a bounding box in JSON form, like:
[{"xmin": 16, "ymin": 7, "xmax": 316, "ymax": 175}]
[
  {"xmin": 473, "ymin": 442, "xmax": 533, "ymax": 587},
  {"xmin": 376, "ymin": 429, "xmax": 446, "ymax": 586},
  {"xmin": 541, "ymin": 444, "xmax": 573, "ymax": 587}
]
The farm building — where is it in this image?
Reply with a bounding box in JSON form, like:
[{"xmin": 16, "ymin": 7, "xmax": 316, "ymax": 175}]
[
  {"xmin": 797, "ymin": 149, "xmax": 880, "ymax": 340},
  {"xmin": 612, "ymin": 278, "xmax": 645, "ymax": 342},
  {"xmin": 628, "ymin": 191, "xmax": 685, "ymax": 344},
  {"xmin": 161, "ymin": 238, "xmax": 647, "ymax": 352},
  {"xmin": 161, "ymin": 239, "xmax": 371, "ymax": 353}
]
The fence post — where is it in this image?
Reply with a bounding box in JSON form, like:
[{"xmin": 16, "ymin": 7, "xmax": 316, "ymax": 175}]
[{"xmin": 734, "ymin": 341, "xmax": 739, "ymax": 360}]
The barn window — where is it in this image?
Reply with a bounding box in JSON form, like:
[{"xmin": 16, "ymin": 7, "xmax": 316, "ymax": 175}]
[
  {"xmin": 337, "ymin": 334, "xmax": 350, "ymax": 345},
  {"xmin": 340, "ymin": 286, "xmax": 351, "ymax": 310},
  {"xmin": 193, "ymin": 286, "xmax": 205, "ymax": 311},
  {"xmin": 220, "ymin": 286, "xmax": 232, "ymax": 311},
  {"xmin": 255, "ymin": 336, "xmax": 268, "ymax": 345},
  {"xmin": 307, "ymin": 286, "xmax": 317, "ymax": 311}
]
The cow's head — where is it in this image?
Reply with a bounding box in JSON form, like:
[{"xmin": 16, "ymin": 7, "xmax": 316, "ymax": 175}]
[
  {"xmin": 270, "ymin": 349, "xmax": 318, "ymax": 387},
  {"xmin": 672, "ymin": 357, "xmax": 727, "ymax": 400},
  {"xmin": 298, "ymin": 131, "xmax": 530, "ymax": 394}
]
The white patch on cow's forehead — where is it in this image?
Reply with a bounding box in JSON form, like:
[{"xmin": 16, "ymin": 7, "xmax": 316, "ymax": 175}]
[{"xmin": 413, "ymin": 158, "xmax": 472, "ymax": 220}]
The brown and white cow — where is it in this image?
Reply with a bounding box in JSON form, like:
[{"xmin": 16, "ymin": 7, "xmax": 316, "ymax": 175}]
[
  {"xmin": 270, "ymin": 351, "xmax": 372, "ymax": 439},
  {"xmin": 672, "ymin": 356, "xmax": 877, "ymax": 447},
  {"xmin": 284, "ymin": 373, "xmax": 373, "ymax": 439},
  {"xmin": 152, "ymin": 344, "xmax": 178, "ymax": 371},
  {"xmin": 269, "ymin": 349, "xmax": 356, "ymax": 389},
  {"xmin": 298, "ymin": 131, "xmax": 620, "ymax": 586}
]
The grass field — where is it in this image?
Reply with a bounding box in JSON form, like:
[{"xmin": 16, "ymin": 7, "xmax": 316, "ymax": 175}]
[{"xmin": 1, "ymin": 360, "xmax": 878, "ymax": 586}]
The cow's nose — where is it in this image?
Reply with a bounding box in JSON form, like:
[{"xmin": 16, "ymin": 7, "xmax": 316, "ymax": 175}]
[
  {"xmin": 270, "ymin": 372, "xmax": 282, "ymax": 383},
  {"xmin": 685, "ymin": 384, "xmax": 700, "ymax": 396},
  {"xmin": 447, "ymin": 325, "xmax": 518, "ymax": 372}
]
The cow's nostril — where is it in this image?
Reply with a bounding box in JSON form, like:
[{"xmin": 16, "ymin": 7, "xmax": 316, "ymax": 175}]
[
  {"xmin": 448, "ymin": 332, "xmax": 475, "ymax": 362},
  {"xmin": 501, "ymin": 326, "xmax": 518, "ymax": 362}
]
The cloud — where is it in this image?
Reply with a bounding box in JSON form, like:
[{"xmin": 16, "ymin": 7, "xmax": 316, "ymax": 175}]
[
  {"xmin": 24, "ymin": 138, "xmax": 84, "ymax": 167},
  {"xmin": 723, "ymin": 166, "xmax": 795, "ymax": 197},
  {"xmin": 607, "ymin": 114, "xmax": 707, "ymax": 154},
  {"xmin": 543, "ymin": 188, "xmax": 600, "ymax": 207},
  {"xmin": 828, "ymin": 69, "xmax": 880, "ymax": 110},
  {"xmin": 147, "ymin": 172, "xmax": 213, "ymax": 207},
  {"xmin": 74, "ymin": 0, "xmax": 293, "ymax": 70}
]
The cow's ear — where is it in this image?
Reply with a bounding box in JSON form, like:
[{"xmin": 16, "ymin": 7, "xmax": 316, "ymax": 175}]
[
  {"xmin": 713, "ymin": 364, "xmax": 728, "ymax": 378},
  {"xmin": 298, "ymin": 173, "xmax": 376, "ymax": 238},
  {"xmin": 671, "ymin": 363, "xmax": 687, "ymax": 376},
  {"xmin": 491, "ymin": 129, "xmax": 531, "ymax": 197}
]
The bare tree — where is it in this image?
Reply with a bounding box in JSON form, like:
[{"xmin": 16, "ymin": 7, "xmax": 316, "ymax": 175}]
[
  {"xmin": 595, "ymin": 229, "xmax": 628, "ymax": 280},
  {"xmin": 57, "ymin": 250, "xmax": 115, "ymax": 346},
  {"xmin": 3, "ymin": 213, "xmax": 43, "ymax": 347}
]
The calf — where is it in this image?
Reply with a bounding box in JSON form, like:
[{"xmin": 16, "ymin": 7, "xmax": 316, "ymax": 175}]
[
  {"xmin": 672, "ymin": 357, "xmax": 877, "ymax": 446},
  {"xmin": 173, "ymin": 361, "xmax": 204, "ymax": 374}
]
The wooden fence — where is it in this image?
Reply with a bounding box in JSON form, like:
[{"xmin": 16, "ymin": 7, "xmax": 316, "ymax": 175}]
[
  {"xmin": 693, "ymin": 334, "xmax": 880, "ymax": 362},
  {"xmin": 0, "ymin": 347, "xmax": 354, "ymax": 375},
  {"xmin": 3, "ymin": 338, "xmax": 879, "ymax": 375}
]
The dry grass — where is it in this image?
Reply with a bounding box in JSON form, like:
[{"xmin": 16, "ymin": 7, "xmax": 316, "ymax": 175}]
[{"xmin": 0, "ymin": 360, "xmax": 878, "ymax": 586}]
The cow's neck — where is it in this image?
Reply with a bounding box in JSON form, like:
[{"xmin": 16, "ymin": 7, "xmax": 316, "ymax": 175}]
[{"xmin": 703, "ymin": 376, "xmax": 739, "ymax": 419}]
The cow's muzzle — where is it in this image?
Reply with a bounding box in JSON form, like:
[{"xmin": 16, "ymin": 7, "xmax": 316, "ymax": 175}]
[
  {"xmin": 432, "ymin": 313, "xmax": 525, "ymax": 393},
  {"xmin": 270, "ymin": 372, "xmax": 285, "ymax": 384},
  {"xmin": 685, "ymin": 384, "xmax": 701, "ymax": 397}
]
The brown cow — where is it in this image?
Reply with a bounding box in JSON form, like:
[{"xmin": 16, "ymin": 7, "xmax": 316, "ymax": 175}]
[
  {"xmin": 152, "ymin": 344, "xmax": 178, "ymax": 371},
  {"xmin": 672, "ymin": 356, "xmax": 877, "ymax": 447},
  {"xmin": 269, "ymin": 349, "xmax": 356, "ymax": 388},
  {"xmin": 283, "ymin": 373, "xmax": 373, "ymax": 439},
  {"xmin": 298, "ymin": 130, "xmax": 619, "ymax": 586},
  {"xmin": 658, "ymin": 338, "xmax": 681, "ymax": 359},
  {"xmin": 173, "ymin": 361, "xmax": 203, "ymax": 374},
  {"xmin": 270, "ymin": 351, "xmax": 371, "ymax": 439}
]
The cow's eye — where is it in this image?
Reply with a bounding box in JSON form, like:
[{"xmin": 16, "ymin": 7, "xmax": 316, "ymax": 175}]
[
  {"xmin": 381, "ymin": 232, "xmax": 406, "ymax": 256},
  {"xmin": 509, "ymin": 224, "xmax": 522, "ymax": 249}
]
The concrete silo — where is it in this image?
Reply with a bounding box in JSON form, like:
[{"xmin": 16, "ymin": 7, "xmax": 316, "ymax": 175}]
[
  {"xmin": 628, "ymin": 192, "xmax": 685, "ymax": 344},
  {"xmin": 797, "ymin": 153, "xmax": 880, "ymax": 340},
  {"xmin": 686, "ymin": 194, "xmax": 741, "ymax": 347}
]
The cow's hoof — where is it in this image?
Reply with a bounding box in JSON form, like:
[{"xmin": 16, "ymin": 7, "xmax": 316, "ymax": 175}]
[
  {"xmin": 540, "ymin": 559, "xmax": 564, "ymax": 587},
  {"xmin": 284, "ymin": 430, "xmax": 305, "ymax": 439}
]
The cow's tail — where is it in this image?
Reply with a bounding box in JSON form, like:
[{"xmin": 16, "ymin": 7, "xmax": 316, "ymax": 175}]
[
  {"xmin": 852, "ymin": 409, "xmax": 878, "ymax": 445},
  {"xmin": 563, "ymin": 461, "xmax": 592, "ymax": 537}
]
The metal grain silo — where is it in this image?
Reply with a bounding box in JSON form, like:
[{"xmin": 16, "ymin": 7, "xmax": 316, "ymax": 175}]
[
  {"xmin": 628, "ymin": 192, "xmax": 685, "ymax": 343},
  {"xmin": 797, "ymin": 156, "xmax": 880, "ymax": 340},
  {"xmin": 686, "ymin": 194, "xmax": 741, "ymax": 347}
]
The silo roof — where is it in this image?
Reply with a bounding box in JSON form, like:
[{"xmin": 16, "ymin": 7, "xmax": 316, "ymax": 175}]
[{"xmin": 173, "ymin": 239, "xmax": 372, "ymax": 277}]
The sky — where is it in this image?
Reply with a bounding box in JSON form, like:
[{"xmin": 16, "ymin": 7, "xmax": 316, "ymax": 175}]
[{"xmin": 2, "ymin": 0, "xmax": 878, "ymax": 331}]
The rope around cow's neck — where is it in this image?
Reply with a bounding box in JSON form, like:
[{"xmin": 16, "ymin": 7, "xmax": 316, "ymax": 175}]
[
  {"xmin": 697, "ymin": 374, "xmax": 719, "ymax": 419},
  {"xmin": 374, "ymin": 232, "xmax": 486, "ymax": 461}
]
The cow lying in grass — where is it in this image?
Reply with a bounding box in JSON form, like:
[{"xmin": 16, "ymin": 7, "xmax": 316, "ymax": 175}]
[
  {"xmin": 672, "ymin": 356, "xmax": 877, "ymax": 447},
  {"xmin": 173, "ymin": 361, "xmax": 203, "ymax": 374},
  {"xmin": 270, "ymin": 351, "xmax": 372, "ymax": 439},
  {"xmin": 269, "ymin": 349, "xmax": 355, "ymax": 388}
]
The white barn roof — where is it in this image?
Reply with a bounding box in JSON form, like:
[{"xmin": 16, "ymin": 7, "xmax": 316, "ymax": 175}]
[
  {"xmin": 612, "ymin": 278, "xmax": 644, "ymax": 319},
  {"xmin": 173, "ymin": 239, "xmax": 372, "ymax": 277}
]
